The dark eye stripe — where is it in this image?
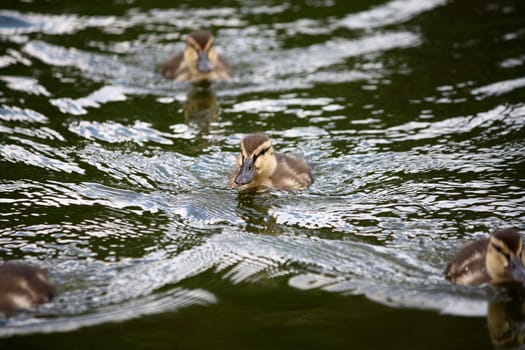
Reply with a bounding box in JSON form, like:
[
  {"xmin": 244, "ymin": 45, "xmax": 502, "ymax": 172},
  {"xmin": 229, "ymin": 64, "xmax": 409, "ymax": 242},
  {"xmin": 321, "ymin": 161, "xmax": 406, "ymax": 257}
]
[
  {"xmin": 253, "ymin": 147, "xmax": 269, "ymax": 161},
  {"xmin": 492, "ymin": 243, "xmax": 510, "ymax": 260}
]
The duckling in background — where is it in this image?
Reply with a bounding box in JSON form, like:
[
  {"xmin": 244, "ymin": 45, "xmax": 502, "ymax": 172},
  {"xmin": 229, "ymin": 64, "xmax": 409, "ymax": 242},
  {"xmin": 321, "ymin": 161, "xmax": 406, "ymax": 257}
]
[
  {"xmin": 0, "ymin": 263, "xmax": 54, "ymax": 313},
  {"xmin": 445, "ymin": 228, "xmax": 525, "ymax": 286},
  {"xmin": 162, "ymin": 30, "xmax": 231, "ymax": 84},
  {"xmin": 229, "ymin": 133, "xmax": 313, "ymax": 191}
]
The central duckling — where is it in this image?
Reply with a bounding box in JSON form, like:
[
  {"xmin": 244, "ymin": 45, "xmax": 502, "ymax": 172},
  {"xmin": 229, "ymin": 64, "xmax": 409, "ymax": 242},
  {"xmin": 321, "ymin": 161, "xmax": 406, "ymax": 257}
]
[{"xmin": 229, "ymin": 133, "xmax": 313, "ymax": 191}]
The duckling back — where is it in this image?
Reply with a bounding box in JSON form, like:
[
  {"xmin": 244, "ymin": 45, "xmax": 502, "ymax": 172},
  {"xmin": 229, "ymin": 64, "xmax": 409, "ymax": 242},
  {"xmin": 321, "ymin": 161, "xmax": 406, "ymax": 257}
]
[
  {"xmin": 0, "ymin": 263, "xmax": 54, "ymax": 313},
  {"xmin": 445, "ymin": 238, "xmax": 491, "ymax": 285},
  {"xmin": 271, "ymin": 153, "xmax": 313, "ymax": 190}
]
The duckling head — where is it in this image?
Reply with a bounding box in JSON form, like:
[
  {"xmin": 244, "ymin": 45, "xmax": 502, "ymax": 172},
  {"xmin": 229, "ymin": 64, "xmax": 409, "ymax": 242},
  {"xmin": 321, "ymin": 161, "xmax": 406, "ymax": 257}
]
[
  {"xmin": 234, "ymin": 133, "xmax": 277, "ymax": 186},
  {"xmin": 184, "ymin": 30, "xmax": 218, "ymax": 75},
  {"xmin": 486, "ymin": 228, "xmax": 525, "ymax": 285}
]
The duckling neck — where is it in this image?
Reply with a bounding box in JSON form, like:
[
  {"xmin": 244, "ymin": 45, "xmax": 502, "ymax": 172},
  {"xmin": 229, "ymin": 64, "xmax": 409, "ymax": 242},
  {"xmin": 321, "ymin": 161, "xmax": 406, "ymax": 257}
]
[
  {"xmin": 256, "ymin": 154, "xmax": 277, "ymax": 182},
  {"xmin": 486, "ymin": 260, "xmax": 512, "ymax": 284}
]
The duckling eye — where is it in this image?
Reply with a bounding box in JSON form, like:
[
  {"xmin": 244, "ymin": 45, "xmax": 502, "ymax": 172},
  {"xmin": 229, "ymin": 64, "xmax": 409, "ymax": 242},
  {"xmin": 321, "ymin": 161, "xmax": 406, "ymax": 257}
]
[
  {"xmin": 189, "ymin": 44, "xmax": 200, "ymax": 53},
  {"xmin": 259, "ymin": 147, "xmax": 269, "ymax": 156},
  {"xmin": 492, "ymin": 243, "xmax": 511, "ymax": 261}
]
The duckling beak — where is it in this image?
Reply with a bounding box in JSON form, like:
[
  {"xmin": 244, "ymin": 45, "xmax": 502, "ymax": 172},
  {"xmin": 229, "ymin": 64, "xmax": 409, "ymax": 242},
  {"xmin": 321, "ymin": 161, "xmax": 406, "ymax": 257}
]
[
  {"xmin": 509, "ymin": 256, "xmax": 525, "ymax": 285},
  {"xmin": 197, "ymin": 52, "xmax": 213, "ymax": 73},
  {"xmin": 235, "ymin": 158, "xmax": 255, "ymax": 185}
]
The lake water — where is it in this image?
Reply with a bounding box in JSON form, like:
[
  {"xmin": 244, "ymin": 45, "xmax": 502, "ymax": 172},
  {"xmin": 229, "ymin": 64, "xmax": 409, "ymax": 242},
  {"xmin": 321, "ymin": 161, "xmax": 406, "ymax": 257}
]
[{"xmin": 1, "ymin": 0, "xmax": 524, "ymax": 348}]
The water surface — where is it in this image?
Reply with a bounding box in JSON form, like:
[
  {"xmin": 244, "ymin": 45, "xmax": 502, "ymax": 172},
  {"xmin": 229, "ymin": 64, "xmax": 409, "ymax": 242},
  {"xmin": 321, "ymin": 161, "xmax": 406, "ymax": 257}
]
[{"xmin": 1, "ymin": 0, "xmax": 525, "ymax": 348}]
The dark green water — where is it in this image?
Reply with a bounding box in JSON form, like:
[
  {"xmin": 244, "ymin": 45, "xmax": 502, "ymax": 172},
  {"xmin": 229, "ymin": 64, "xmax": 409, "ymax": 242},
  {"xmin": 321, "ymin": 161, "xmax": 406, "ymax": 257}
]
[{"xmin": 1, "ymin": 0, "xmax": 524, "ymax": 348}]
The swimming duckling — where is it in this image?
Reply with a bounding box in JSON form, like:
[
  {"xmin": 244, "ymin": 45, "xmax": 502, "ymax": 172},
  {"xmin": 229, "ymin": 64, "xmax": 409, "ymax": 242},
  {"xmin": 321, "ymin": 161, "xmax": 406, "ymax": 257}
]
[
  {"xmin": 162, "ymin": 30, "xmax": 231, "ymax": 84},
  {"xmin": 0, "ymin": 263, "xmax": 54, "ymax": 313},
  {"xmin": 445, "ymin": 228, "xmax": 525, "ymax": 286},
  {"xmin": 229, "ymin": 133, "xmax": 313, "ymax": 191}
]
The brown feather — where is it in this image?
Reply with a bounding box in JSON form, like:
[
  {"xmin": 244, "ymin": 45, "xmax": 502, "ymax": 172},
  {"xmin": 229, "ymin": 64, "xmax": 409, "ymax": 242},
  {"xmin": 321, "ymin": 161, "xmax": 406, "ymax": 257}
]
[
  {"xmin": 493, "ymin": 228, "xmax": 521, "ymax": 254},
  {"xmin": 242, "ymin": 133, "xmax": 270, "ymax": 155},
  {"xmin": 271, "ymin": 153, "xmax": 313, "ymax": 188},
  {"xmin": 445, "ymin": 238, "xmax": 490, "ymax": 285},
  {"xmin": 161, "ymin": 52, "xmax": 184, "ymax": 79},
  {"xmin": 215, "ymin": 54, "xmax": 231, "ymax": 79},
  {"xmin": 0, "ymin": 263, "xmax": 54, "ymax": 313},
  {"xmin": 188, "ymin": 30, "xmax": 212, "ymax": 49}
]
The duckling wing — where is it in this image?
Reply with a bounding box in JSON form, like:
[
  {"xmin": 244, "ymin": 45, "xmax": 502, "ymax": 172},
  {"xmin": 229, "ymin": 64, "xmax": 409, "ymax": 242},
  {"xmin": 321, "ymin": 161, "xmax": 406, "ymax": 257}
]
[
  {"xmin": 162, "ymin": 52, "xmax": 185, "ymax": 79},
  {"xmin": 272, "ymin": 153, "xmax": 313, "ymax": 190},
  {"xmin": 445, "ymin": 238, "xmax": 491, "ymax": 285},
  {"xmin": 216, "ymin": 54, "xmax": 232, "ymax": 79}
]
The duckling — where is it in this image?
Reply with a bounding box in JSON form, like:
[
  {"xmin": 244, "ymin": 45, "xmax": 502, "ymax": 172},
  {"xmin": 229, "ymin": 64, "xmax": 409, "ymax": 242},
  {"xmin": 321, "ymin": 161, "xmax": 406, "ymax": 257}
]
[
  {"xmin": 228, "ymin": 133, "xmax": 313, "ymax": 191},
  {"xmin": 445, "ymin": 228, "xmax": 525, "ymax": 286},
  {"xmin": 162, "ymin": 30, "xmax": 231, "ymax": 84},
  {"xmin": 0, "ymin": 263, "xmax": 54, "ymax": 313}
]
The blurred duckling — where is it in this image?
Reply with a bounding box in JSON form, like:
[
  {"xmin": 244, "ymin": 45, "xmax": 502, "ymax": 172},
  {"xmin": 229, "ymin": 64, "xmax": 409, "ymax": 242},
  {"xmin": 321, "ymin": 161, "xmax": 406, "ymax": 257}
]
[
  {"xmin": 229, "ymin": 133, "xmax": 313, "ymax": 191},
  {"xmin": 162, "ymin": 30, "xmax": 231, "ymax": 84},
  {"xmin": 0, "ymin": 263, "xmax": 54, "ymax": 313},
  {"xmin": 445, "ymin": 228, "xmax": 525, "ymax": 286}
]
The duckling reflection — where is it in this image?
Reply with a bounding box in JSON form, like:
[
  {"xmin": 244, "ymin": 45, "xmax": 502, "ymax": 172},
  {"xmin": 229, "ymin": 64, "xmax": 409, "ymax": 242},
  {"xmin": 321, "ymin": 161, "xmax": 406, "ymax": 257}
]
[
  {"xmin": 0, "ymin": 263, "xmax": 54, "ymax": 314},
  {"xmin": 446, "ymin": 228, "xmax": 525, "ymax": 286},
  {"xmin": 234, "ymin": 192, "xmax": 285, "ymax": 235},
  {"xmin": 184, "ymin": 87, "xmax": 219, "ymax": 129},
  {"xmin": 487, "ymin": 299, "xmax": 525, "ymax": 348},
  {"xmin": 229, "ymin": 133, "xmax": 313, "ymax": 192},
  {"xmin": 162, "ymin": 30, "xmax": 231, "ymax": 84}
]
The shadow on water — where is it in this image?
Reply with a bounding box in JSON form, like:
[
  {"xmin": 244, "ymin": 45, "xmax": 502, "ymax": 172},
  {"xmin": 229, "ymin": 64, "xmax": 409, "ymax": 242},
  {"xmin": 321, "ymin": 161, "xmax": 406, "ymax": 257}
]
[
  {"xmin": 488, "ymin": 299, "xmax": 525, "ymax": 348},
  {"xmin": 234, "ymin": 191, "xmax": 287, "ymax": 235},
  {"xmin": 184, "ymin": 87, "xmax": 219, "ymax": 131}
]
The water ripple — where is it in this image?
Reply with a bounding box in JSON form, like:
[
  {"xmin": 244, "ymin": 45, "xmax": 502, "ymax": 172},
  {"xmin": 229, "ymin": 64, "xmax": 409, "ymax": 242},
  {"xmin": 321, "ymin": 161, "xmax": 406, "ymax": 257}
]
[
  {"xmin": 0, "ymin": 143, "xmax": 84, "ymax": 174},
  {"xmin": 69, "ymin": 120, "xmax": 173, "ymax": 145},
  {"xmin": 0, "ymin": 76, "xmax": 50, "ymax": 96},
  {"xmin": 373, "ymin": 103, "xmax": 525, "ymax": 146},
  {"xmin": 0, "ymin": 105, "xmax": 47, "ymax": 123},
  {"xmin": 77, "ymin": 145, "xmax": 197, "ymax": 190},
  {"xmin": 22, "ymin": 40, "xmax": 159, "ymax": 95},
  {"xmin": 250, "ymin": 31, "xmax": 420, "ymax": 80},
  {"xmin": 52, "ymin": 86, "xmax": 127, "ymax": 115},
  {"xmin": 0, "ymin": 10, "xmax": 115, "ymax": 36},
  {"xmin": 0, "ymin": 287, "xmax": 215, "ymax": 337},
  {"xmin": 102, "ymin": 229, "xmax": 486, "ymax": 317},
  {"xmin": 472, "ymin": 76, "xmax": 525, "ymax": 98},
  {"xmin": 339, "ymin": 0, "xmax": 447, "ymax": 29}
]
